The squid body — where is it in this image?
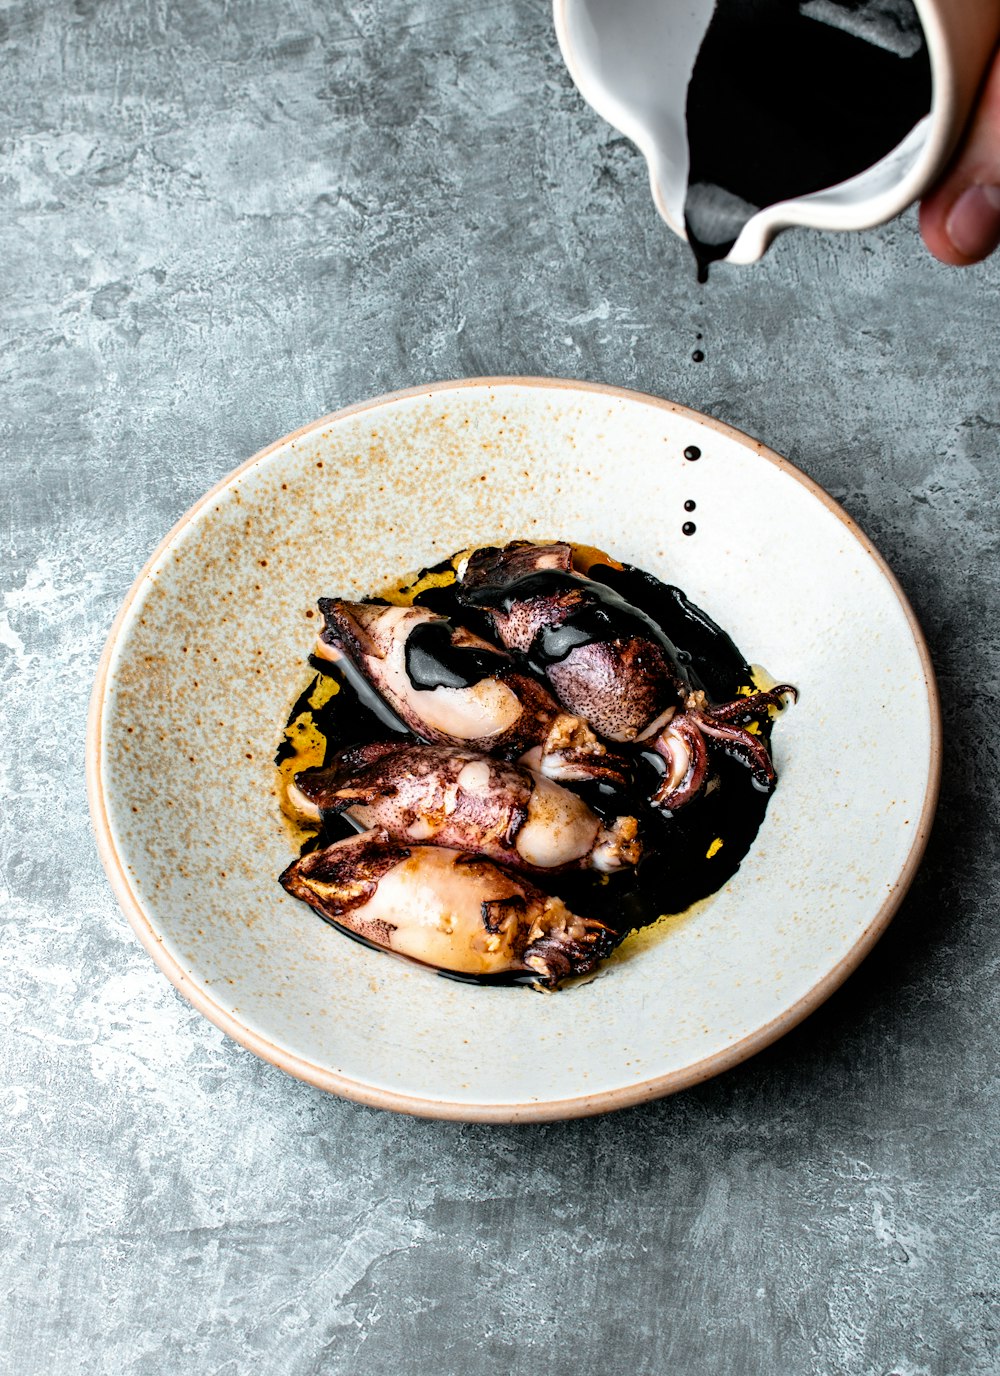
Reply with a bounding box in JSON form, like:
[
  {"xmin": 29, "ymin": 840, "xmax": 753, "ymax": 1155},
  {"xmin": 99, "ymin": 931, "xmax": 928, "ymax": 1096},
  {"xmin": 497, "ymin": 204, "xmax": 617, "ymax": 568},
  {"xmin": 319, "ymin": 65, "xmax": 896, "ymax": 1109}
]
[
  {"xmin": 280, "ymin": 829, "xmax": 615, "ymax": 986},
  {"xmin": 294, "ymin": 741, "xmax": 641, "ymax": 875}
]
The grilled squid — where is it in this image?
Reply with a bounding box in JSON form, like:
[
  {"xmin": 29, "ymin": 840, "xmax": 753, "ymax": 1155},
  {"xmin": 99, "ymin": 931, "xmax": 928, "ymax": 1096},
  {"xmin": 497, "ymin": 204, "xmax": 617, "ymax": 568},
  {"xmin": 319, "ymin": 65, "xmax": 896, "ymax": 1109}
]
[
  {"xmin": 459, "ymin": 541, "xmax": 689, "ymax": 742},
  {"xmin": 279, "ymin": 829, "xmax": 616, "ymax": 986},
  {"xmin": 294, "ymin": 741, "xmax": 642, "ymax": 874},
  {"xmin": 315, "ymin": 599, "xmax": 626, "ymax": 785},
  {"xmin": 460, "ymin": 541, "xmax": 795, "ymax": 809}
]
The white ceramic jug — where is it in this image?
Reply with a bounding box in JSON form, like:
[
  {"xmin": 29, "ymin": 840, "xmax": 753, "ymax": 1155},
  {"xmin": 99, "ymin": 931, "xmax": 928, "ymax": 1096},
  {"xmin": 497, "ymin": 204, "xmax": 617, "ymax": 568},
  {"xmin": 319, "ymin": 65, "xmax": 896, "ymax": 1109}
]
[{"xmin": 554, "ymin": 0, "xmax": 1000, "ymax": 264}]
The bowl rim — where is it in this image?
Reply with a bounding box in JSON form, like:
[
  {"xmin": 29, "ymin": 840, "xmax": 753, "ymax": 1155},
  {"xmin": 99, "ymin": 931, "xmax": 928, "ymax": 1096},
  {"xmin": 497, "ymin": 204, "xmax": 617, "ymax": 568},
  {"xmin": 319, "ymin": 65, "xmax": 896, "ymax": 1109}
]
[{"xmin": 86, "ymin": 376, "xmax": 943, "ymax": 1122}]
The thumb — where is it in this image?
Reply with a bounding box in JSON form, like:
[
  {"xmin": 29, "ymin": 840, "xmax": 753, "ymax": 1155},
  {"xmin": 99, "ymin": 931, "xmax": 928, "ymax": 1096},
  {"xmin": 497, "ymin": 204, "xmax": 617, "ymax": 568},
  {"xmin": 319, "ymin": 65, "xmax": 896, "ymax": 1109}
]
[{"xmin": 920, "ymin": 43, "xmax": 1000, "ymax": 265}]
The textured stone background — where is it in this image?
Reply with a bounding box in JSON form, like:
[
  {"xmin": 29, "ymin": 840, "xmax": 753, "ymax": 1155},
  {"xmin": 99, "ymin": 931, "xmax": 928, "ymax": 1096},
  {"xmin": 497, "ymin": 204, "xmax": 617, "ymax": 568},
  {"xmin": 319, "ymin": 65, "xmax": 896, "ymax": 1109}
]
[{"xmin": 2, "ymin": 2, "xmax": 999, "ymax": 1373}]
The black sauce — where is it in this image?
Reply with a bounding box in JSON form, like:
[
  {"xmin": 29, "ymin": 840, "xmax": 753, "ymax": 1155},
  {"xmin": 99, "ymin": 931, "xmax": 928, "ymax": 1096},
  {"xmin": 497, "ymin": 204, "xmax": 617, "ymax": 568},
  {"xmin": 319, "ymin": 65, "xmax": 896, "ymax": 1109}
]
[
  {"xmin": 691, "ymin": 349, "xmax": 705, "ymax": 363},
  {"xmin": 309, "ymin": 653, "xmax": 410, "ymax": 749},
  {"xmin": 404, "ymin": 618, "xmax": 509, "ymax": 691},
  {"xmin": 319, "ymin": 652, "xmax": 412, "ymax": 738},
  {"xmin": 684, "ymin": 0, "xmax": 931, "ymax": 280},
  {"xmin": 274, "ymin": 672, "xmax": 331, "ymax": 767},
  {"xmin": 684, "ymin": 500, "xmax": 697, "ymax": 512},
  {"xmin": 682, "ymin": 521, "xmax": 697, "ymax": 536},
  {"xmin": 280, "ymin": 551, "xmax": 786, "ymax": 975},
  {"xmin": 684, "ymin": 445, "xmax": 701, "ymax": 461},
  {"xmin": 406, "ymin": 582, "xmax": 496, "ymax": 642}
]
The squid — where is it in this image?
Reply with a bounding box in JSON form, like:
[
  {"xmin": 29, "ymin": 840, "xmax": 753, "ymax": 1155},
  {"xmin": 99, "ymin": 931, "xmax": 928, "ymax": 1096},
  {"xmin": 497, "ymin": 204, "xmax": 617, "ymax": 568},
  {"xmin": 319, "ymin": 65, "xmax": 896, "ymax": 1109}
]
[
  {"xmin": 315, "ymin": 599, "xmax": 627, "ymax": 786},
  {"xmin": 293, "ymin": 741, "xmax": 642, "ymax": 874},
  {"xmin": 459, "ymin": 540, "xmax": 688, "ymax": 742},
  {"xmin": 279, "ymin": 829, "xmax": 616, "ymax": 986},
  {"xmin": 459, "ymin": 541, "xmax": 795, "ymax": 810}
]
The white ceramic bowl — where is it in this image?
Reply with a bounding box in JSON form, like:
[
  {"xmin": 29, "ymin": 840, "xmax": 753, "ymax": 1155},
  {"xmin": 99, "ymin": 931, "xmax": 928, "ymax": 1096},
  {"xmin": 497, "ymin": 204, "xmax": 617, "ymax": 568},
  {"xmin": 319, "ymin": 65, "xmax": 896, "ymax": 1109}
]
[{"xmin": 88, "ymin": 379, "xmax": 940, "ymax": 1121}]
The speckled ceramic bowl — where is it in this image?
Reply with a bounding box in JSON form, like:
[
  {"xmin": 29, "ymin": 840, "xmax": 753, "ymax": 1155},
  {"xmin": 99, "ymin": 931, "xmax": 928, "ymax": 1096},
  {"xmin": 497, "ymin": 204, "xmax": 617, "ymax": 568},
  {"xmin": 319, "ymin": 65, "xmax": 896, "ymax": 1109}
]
[{"xmin": 87, "ymin": 378, "xmax": 940, "ymax": 1121}]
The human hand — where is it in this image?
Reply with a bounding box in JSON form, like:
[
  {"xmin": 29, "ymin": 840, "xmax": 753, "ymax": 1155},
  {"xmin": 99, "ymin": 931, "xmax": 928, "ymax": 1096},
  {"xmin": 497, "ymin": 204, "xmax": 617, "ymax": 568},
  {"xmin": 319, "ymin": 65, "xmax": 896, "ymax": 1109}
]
[{"xmin": 920, "ymin": 43, "xmax": 1000, "ymax": 264}]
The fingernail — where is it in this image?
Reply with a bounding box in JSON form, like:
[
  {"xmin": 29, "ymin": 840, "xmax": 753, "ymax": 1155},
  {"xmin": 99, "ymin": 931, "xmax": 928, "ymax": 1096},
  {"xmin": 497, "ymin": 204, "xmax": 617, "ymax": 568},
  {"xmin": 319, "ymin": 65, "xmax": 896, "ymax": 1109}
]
[{"xmin": 946, "ymin": 184, "xmax": 1000, "ymax": 260}]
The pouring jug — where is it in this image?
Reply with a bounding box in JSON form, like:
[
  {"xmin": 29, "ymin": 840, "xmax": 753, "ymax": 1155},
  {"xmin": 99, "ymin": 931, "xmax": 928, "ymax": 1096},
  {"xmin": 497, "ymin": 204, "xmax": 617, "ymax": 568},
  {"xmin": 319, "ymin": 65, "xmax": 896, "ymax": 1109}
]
[{"xmin": 554, "ymin": 0, "xmax": 1000, "ymax": 265}]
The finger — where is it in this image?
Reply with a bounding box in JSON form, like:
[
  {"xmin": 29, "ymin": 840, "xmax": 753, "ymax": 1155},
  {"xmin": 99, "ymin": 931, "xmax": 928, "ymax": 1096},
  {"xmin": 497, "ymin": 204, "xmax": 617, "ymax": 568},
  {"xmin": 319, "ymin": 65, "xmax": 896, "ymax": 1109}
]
[{"xmin": 920, "ymin": 43, "xmax": 1000, "ymax": 266}]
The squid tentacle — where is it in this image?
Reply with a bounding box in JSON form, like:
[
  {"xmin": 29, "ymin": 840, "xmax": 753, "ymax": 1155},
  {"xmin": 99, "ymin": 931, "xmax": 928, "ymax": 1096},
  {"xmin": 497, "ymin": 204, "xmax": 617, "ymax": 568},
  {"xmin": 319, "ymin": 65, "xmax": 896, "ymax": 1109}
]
[
  {"xmin": 698, "ymin": 685, "xmax": 797, "ymax": 725},
  {"xmin": 522, "ymin": 917, "xmax": 617, "ymax": 986},
  {"xmin": 651, "ymin": 685, "xmax": 793, "ymax": 807},
  {"xmin": 691, "ymin": 711, "xmax": 778, "ymax": 791},
  {"xmin": 651, "ymin": 713, "xmax": 710, "ymax": 811}
]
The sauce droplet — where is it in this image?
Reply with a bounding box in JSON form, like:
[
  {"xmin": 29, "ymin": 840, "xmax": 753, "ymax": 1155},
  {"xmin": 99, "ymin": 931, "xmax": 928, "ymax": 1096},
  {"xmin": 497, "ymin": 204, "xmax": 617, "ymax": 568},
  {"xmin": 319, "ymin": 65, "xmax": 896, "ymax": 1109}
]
[
  {"xmin": 684, "ymin": 445, "xmax": 701, "ymax": 462},
  {"xmin": 682, "ymin": 522, "xmax": 697, "ymax": 537},
  {"xmin": 684, "ymin": 500, "xmax": 696, "ymax": 512},
  {"xmin": 691, "ymin": 349, "xmax": 705, "ymax": 363}
]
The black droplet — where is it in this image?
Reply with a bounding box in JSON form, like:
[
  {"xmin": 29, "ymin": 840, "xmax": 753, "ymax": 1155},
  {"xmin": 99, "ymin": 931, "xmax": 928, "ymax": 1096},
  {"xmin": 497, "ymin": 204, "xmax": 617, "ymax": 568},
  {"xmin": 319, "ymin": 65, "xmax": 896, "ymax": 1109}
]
[
  {"xmin": 684, "ymin": 499, "xmax": 697, "ymax": 512},
  {"xmin": 691, "ymin": 349, "xmax": 705, "ymax": 363},
  {"xmin": 682, "ymin": 521, "xmax": 697, "ymax": 536},
  {"xmin": 684, "ymin": 445, "xmax": 701, "ymax": 462}
]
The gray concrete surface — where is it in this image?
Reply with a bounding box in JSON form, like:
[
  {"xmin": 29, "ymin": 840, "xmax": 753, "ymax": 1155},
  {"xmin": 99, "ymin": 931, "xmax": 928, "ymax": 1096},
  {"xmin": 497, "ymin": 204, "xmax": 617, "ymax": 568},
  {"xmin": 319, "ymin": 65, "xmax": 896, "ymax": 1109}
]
[{"xmin": 2, "ymin": 2, "xmax": 999, "ymax": 1373}]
